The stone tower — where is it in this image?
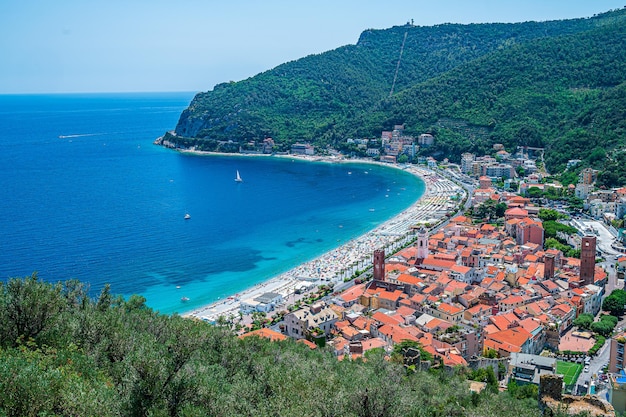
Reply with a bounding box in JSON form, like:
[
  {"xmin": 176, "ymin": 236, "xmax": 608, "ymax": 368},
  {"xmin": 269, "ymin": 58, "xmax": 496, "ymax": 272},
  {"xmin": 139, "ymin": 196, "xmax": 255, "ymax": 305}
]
[
  {"xmin": 544, "ymin": 253, "xmax": 555, "ymax": 280},
  {"xmin": 580, "ymin": 235, "xmax": 597, "ymax": 285},
  {"xmin": 373, "ymin": 249, "xmax": 385, "ymax": 281}
]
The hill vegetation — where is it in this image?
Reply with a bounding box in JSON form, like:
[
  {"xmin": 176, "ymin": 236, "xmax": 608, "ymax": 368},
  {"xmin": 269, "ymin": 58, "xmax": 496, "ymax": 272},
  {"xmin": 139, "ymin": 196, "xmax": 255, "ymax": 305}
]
[
  {"xmin": 0, "ymin": 274, "xmax": 574, "ymax": 416},
  {"xmin": 165, "ymin": 8, "xmax": 626, "ymax": 183}
]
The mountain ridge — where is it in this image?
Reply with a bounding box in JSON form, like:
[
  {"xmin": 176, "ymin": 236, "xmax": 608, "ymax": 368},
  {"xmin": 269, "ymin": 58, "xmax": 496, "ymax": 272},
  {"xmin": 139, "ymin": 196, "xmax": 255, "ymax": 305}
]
[{"xmin": 165, "ymin": 7, "xmax": 626, "ymax": 179}]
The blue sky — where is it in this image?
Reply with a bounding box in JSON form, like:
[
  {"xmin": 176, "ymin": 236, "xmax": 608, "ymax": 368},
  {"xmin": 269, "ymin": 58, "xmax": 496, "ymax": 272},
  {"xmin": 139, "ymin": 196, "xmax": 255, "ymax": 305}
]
[{"xmin": 1, "ymin": 0, "xmax": 624, "ymax": 94}]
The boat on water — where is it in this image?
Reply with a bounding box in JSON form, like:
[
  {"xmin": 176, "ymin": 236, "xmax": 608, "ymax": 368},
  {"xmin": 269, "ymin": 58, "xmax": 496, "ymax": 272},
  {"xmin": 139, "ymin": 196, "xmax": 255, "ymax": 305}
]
[
  {"xmin": 181, "ymin": 296, "xmax": 190, "ymax": 302},
  {"xmin": 184, "ymin": 213, "xmax": 191, "ymax": 220},
  {"xmin": 235, "ymin": 170, "xmax": 243, "ymax": 182}
]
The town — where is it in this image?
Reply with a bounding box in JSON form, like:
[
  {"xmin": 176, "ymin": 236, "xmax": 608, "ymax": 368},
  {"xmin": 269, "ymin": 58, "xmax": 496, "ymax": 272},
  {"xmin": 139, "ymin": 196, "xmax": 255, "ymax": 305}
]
[{"xmin": 208, "ymin": 125, "xmax": 626, "ymax": 416}]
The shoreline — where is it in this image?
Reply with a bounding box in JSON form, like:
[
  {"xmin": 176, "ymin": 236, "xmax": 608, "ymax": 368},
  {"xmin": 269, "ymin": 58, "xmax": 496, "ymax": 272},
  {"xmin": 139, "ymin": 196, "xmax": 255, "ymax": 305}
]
[{"xmin": 176, "ymin": 150, "xmax": 464, "ymax": 322}]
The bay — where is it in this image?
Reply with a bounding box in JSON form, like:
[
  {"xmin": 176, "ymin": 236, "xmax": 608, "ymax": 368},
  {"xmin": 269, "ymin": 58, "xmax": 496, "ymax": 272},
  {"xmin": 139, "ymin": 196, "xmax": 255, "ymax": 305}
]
[{"xmin": 0, "ymin": 93, "xmax": 424, "ymax": 314}]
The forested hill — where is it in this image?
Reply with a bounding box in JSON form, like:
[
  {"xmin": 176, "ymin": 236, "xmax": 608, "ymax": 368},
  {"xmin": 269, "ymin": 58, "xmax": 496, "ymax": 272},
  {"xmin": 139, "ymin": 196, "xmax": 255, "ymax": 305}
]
[{"xmin": 166, "ymin": 8, "xmax": 626, "ymax": 176}]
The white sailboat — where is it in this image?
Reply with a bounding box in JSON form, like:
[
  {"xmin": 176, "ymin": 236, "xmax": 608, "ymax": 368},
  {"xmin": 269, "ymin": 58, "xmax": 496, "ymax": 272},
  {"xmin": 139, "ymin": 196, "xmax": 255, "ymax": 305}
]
[{"xmin": 235, "ymin": 170, "xmax": 243, "ymax": 182}]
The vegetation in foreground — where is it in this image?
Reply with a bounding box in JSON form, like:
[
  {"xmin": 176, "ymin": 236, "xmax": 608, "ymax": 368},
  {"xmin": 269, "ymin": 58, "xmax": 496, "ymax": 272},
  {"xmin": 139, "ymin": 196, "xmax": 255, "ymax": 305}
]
[{"xmin": 0, "ymin": 274, "xmax": 583, "ymax": 417}]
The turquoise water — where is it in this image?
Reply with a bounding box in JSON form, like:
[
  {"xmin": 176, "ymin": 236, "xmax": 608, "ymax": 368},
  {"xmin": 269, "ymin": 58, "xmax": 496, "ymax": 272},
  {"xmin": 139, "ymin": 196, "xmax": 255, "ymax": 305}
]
[{"xmin": 0, "ymin": 93, "xmax": 424, "ymax": 314}]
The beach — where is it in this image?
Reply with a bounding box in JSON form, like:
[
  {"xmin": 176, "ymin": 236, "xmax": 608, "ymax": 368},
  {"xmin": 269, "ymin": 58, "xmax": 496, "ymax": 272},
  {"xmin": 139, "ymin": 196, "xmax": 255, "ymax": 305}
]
[{"xmin": 182, "ymin": 157, "xmax": 465, "ymax": 322}]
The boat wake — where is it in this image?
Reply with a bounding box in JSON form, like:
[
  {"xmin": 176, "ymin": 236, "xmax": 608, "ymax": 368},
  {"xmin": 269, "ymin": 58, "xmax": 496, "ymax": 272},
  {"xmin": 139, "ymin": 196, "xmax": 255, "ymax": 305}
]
[{"xmin": 58, "ymin": 133, "xmax": 103, "ymax": 139}]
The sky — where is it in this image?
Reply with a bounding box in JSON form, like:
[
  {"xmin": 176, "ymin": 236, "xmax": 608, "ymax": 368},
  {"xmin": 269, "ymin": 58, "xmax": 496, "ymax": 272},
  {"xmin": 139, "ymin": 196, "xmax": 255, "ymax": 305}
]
[{"xmin": 1, "ymin": 0, "xmax": 624, "ymax": 94}]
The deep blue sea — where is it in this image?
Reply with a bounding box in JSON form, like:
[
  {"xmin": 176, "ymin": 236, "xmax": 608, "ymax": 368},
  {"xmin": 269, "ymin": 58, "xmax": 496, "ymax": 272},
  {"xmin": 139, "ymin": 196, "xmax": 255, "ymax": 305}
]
[{"xmin": 0, "ymin": 93, "xmax": 424, "ymax": 314}]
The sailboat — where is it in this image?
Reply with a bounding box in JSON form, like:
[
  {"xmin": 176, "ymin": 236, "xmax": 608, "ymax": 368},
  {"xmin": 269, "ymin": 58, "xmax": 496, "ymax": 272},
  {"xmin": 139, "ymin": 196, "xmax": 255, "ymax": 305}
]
[{"xmin": 235, "ymin": 170, "xmax": 243, "ymax": 182}]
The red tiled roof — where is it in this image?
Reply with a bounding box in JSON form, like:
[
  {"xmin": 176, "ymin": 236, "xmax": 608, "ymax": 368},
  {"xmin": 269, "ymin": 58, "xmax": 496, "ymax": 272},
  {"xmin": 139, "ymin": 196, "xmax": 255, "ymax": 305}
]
[{"xmin": 239, "ymin": 328, "xmax": 287, "ymax": 342}]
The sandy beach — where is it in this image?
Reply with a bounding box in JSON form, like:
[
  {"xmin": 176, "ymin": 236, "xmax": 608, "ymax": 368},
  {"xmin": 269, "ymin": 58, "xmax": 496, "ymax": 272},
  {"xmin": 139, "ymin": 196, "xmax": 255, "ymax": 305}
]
[{"xmin": 181, "ymin": 155, "xmax": 465, "ymax": 322}]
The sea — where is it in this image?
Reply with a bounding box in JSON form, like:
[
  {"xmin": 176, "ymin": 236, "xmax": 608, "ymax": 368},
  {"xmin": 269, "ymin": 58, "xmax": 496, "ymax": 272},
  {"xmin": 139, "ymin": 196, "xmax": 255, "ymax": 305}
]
[{"xmin": 0, "ymin": 92, "xmax": 425, "ymax": 314}]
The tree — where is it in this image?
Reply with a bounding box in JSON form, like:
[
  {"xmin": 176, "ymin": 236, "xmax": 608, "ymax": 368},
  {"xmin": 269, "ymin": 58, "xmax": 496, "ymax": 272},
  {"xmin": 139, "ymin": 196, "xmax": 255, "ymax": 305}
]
[
  {"xmin": 0, "ymin": 273, "xmax": 65, "ymax": 347},
  {"xmin": 590, "ymin": 319, "xmax": 614, "ymax": 337},
  {"xmin": 603, "ymin": 295, "xmax": 625, "ymax": 317},
  {"xmin": 538, "ymin": 208, "xmax": 565, "ymax": 221},
  {"xmin": 572, "ymin": 313, "xmax": 593, "ymax": 330},
  {"xmin": 391, "ymin": 339, "xmax": 433, "ymax": 362},
  {"xmin": 527, "ymin": 187, "xmax": 544, "ymax": 199}
]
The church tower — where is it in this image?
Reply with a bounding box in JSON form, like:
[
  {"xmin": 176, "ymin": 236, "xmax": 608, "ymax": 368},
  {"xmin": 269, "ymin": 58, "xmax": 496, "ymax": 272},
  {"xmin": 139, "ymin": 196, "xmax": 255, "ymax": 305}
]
[{"xmin": 416, "ymin": 227, "xmax": 429, "ymax": 265}]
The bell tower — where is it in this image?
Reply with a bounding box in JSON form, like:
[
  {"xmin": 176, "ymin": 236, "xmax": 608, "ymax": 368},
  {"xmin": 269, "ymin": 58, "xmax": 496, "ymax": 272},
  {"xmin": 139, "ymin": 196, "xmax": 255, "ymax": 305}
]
[
  {"xmin": 373, "ymin": 249, "xmax": 385, "ymax": 281},
  {"xmin": 416, "ymin": 227, "xmax": 429, "ymax": 265}
]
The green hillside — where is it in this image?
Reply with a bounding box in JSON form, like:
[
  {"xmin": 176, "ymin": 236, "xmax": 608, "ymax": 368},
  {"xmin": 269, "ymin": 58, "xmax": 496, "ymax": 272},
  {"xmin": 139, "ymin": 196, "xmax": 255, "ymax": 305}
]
[
  {"xmin": 0, "ymin": 275, "xmax": 553, "ymax": 416},
  {"xmin": 166, "ymin": 8, "xmax": 626, "ymax": 178}
]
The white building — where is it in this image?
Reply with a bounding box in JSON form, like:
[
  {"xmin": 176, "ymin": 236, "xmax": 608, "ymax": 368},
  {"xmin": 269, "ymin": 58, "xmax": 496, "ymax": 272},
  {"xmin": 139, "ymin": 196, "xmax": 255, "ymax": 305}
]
[{"xmin": 283, "ymin": 302, "xmax": 338, "ymax": 339}]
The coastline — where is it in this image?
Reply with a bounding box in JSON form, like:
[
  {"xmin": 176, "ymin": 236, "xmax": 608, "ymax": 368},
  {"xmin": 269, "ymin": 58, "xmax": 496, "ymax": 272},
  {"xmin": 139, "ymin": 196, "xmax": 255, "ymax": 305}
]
[{"xmin": 178, "ymin": 151, "xmax": 464, "ymax": 322}]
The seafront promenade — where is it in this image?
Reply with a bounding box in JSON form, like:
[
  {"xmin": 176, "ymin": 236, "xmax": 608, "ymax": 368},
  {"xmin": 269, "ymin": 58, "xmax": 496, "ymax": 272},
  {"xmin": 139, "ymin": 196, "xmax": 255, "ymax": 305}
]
[{"xmin": 184, "ymin": 163, "xmax": 465, "ymax": 322}]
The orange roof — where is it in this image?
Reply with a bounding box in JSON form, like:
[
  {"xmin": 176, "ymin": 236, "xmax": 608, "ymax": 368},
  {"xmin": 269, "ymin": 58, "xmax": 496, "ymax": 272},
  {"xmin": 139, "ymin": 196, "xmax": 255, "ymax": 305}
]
[
  {"xmin": 341, "ymin": 326, "xmax": 362, "ymax": 339},
  {"xmin": 339, "ymin": 283, "xmax": 366, "ymax": 302},
  {"xmin": 505, "ymin": 207, "xmax": 529, "ymax": 216},
  {"xmin": 489, "ymin": 315, "xmax": 513, "ymax": 331},
  {"xmin": 438, "ymin": 302, "xmax": 464, "ymax": 315},
  {"xmin": 385, "ymin": 263, "xmax": 409, "ymax": 273},
  {"xmin": 484, "ymin": 338, "xmax": 521, "ymax": 354},
  {"xmin": 518, "ymin": 317, "xmax": 541, "ymax": 334},
  {"xmin": 372, "ymin": 311, "xmax": 403, "ymax": 326},
  {"xmin": 486, "ymin": 327, "xmax": 531, "ymax": 350},
  {"xmin": 377, "ymin": 324, "xmax": 419, "ymax": 344},
  {"xmin": 438, "ymin": 350, "xmax": 468, "ymax": 367},
  {"xmin": 334, "ymin": 320, "xmax": 351, "ymax": 330},
  {"xmin": 445, "ymin": 280, "xmax": 468, "ymax": 292},
  {"xmin": 467, "ymin": 304, "xmax": 491, "ymax": 316},
  {"xmin": 410, "ymin": 293, "xmax": 426, "ymax": 305},
  {"xmin": 483, "ymin": 324, "xmax": 501, "ymax": 335},
  {"xmin": 239, "ymin": 328, "xmax": 287, "ymax": 342},
  {"xmin": 422, "ymin": 283, "xmax": 440, "ymax": 294},
  {"xmin": 298, "ymin": 339, "xmax": 318, "ymax": 349},
  {"xmin": 352, "ymin": 316, "xmax": 373, "ymax": 331},
  {"xmin": 451, "ymin": 264, "xmax": 472, "ymax": 274},
  {"xmin": 397, "ymin": 246, "xmax": 418, "ymax": 259},
  {"xmin": 450, "ymin": 215, "xmax": 471, "ymax": 224},
  {"xmin": 397, "ymin": 273, "xmax": 423, "ymax": 286},
  {"xmin": 501, "ymin": 295, "xmax": 524, "ymax": 305},
  {"xmin": 434, "ymin": 253, "xmax": 457, "ymax": 261},
  {"xmin": 361, "ymin": 338, "xmax": 387, "ymax": 352},
  {"xmin": 378, "ymin": 289, "xmax": 405, "ymax": 302},
  {"xmin": 421, "ymin": 258, "xmax": 456, "ymax": 270},
  {"xmin": 396, "ymin": 305, "xmax": 417, "ymax": 317}
]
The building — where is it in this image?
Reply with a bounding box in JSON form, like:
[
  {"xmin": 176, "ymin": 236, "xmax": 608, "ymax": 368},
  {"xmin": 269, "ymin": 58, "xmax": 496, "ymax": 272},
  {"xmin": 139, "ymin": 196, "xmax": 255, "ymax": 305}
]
[
  {"xmin": 373, "ymin": 249, "xmax": 385, "ymax": 281},
  {"xmin": 581, "ymin": 167, "xmax": 596, "ymax": 185},
  {"xmin": 484, "ymin": 163, "xmax": 515, "ymax": 179},
  {"xmin": 291, "ymin": 143, "xmax": 315, "ymax": 155},
  {"xmin": 240, "ymin": 292, "xmax": 284, "ymax": 314},
  {"xmin": 418, "ymin": 133, "xmax": 434, "ymax": 147},
  {"xmin": 580, "ymin": 236, "xmax": 597, "ymax": 285},
  {"xmin": 516, "ymin": 218, "xmax": 544, "ymax": 247},
  {"xmin": 609, "ymin": 332, "xmax": 626, "ymax": 374},
  {"xmin": 509, "ymin": 352, "xmax": 556, "ymax": 386},
  {"xmin": 609, "ymin": 371, "xmax": 626, "ymax": 414},
  {"xmin": 283, "ymin": 302, "xmax": 338, "ymax": 340},
  {"xmin": 461, "ymin": 153, "xmax": 475, "ymax": 174}
]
